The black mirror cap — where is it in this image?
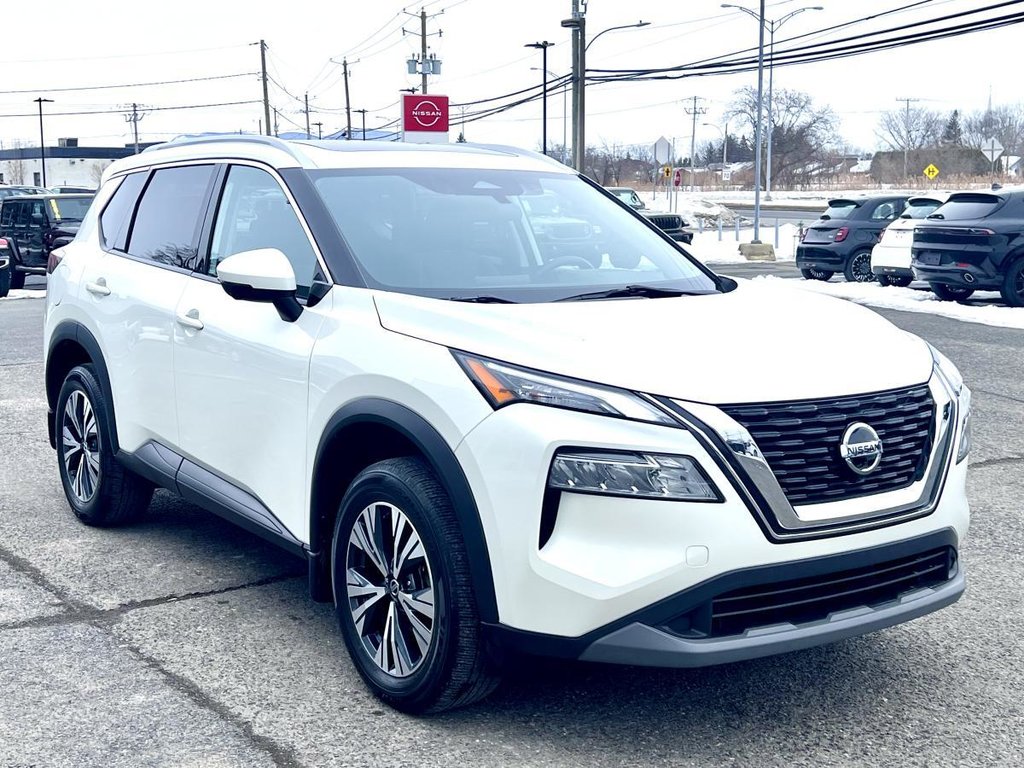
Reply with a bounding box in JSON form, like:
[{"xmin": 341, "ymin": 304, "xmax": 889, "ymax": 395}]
[
  {"xmin": 718, "ymin": 275, "xmax": 739, "ymax": 292},
  {"xmin": 221, "ymin": 281, "xmax": 302, "ymax": 322}
]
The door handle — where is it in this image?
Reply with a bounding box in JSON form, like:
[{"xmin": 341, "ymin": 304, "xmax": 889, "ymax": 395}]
[
  {"xmin": 85, "ymin": 278, "xmax": 110, "ymax": 297},
  {"xmin": 176, "ymin": 309, "xmax": 204, "ymax": 331}
]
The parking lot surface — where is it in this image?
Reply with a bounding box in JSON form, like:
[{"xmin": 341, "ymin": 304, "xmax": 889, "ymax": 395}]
[{"xmin": 2, "ymin": 277, "xmax": 1022, "ymax": 767}]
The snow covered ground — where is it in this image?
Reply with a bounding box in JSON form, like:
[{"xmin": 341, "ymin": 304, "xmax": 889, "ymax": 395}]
[
  {"xmin": 691, "ymin": 223, "xmax": 801, "ymax": 263},
  {"xmin": 0, "ymin": 289, "xmax": 44, "ymax": 301},
  {"xmin": 753, "ymin": 276, "xmax": 1024, "ymax": 330},
  {"xmin": 636, "ymin": 190, "xmax": 739, "ymax": 225}
]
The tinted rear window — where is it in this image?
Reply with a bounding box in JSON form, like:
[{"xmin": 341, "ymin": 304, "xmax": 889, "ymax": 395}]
[
  {"xmin": 929, "ymin": 195, "xmax": 1002, "ymax": 221},
  {"xmin": 900, "ymin": 199, "xmax": 942, "ymax": 219},
  {"xmin": 822, "ymin": 202, "xmax": 858, "ymax": 220},
  {"xmin": 127, "ymin": 165, "xmax": 215, "ymax": 268},
  {"xmin": 100, "ymin": 173, "xmax": 146, "ymax": 250}
]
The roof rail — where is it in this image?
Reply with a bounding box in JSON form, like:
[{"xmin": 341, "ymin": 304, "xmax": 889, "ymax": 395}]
[{"xmin": 143, "ymin": 134, "xmax": 302, "ymax": 161}]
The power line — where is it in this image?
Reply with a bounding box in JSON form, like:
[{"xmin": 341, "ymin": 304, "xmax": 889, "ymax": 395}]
[
  {"xmin": 0, "ymin": 71, "xmax": 257, "ymax": 96},
  {"xmin": 0, "ymin": 99, "xmax": 262, "ymax": 119}
]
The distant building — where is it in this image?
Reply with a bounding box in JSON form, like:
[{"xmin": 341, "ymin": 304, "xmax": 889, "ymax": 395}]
[{"xmin": 0, "ymin": 139, "xmax": 136, "ymax": 187}]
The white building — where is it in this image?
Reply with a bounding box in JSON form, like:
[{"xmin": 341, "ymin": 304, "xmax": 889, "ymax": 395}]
[{"xmin": 0, "ymin": 140, "xmax": 136, "ymax": 188}]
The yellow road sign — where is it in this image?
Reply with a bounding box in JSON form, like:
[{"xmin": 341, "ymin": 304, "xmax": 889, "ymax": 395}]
[
  {"xmin": 662, "ymin": 164, "xmax": 672, "ymax": 179},
  {"xmin": 923, "ymin": 163, "xmax": 940, "ymax": 180}
]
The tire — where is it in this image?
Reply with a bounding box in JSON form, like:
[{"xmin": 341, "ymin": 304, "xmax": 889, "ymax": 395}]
[
  {"xmin": 1000, "ymin": 256, "xmax": 1024, "ymax": 307},
  {"xmin": 55, "ymin": 365, "xmax": 153, "ymax": 526},
  {"xmin": 0, "ymin": 264, "xmax": 10, "ymax": 298},
  {"xmin": 844, "ymin": 250, "xmax": 875, "ymax": 283},
  {"xmin": 890, "ymin": 275, "xmax": 913, "ymax": 288},
  {"xmin": 800, "ymin": 267, "xmax": 833, "ymax": 281},
  {"xmin": 875, "ymin": 274, "xmax": 892, "ymax": 287},
  {"xmin": 929, "ymin": 283, "xmax": 975, "ymax": 302},
  {"xmin": 332, "ymin": 457, "xmax": 499, "ymax": 714},
  {"xmin": 9, "ymin": 266, "xmax": 25, "ymax": 290}
]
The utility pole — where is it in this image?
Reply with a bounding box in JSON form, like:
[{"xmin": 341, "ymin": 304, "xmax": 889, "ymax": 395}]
[
  {"xmin": 343, "ymin": 59, "xmax": 352, "ymax": 140},
  {"xmin": 304, "ymin": 92, "xmax": 311, "ymax": 140},
  {"xmin": 123, "ymin": 103, "xmax": 146, "ymax": 154},
  {"xmin": 256, "ymin": 40, "xmax": 271, "ymax": 137},
  {"xmin": 354, "ymin": 109, "xmax": 367, "ymax": 140},
  {"xmin": 34, "ymin": 97, "xmax": 53, "ymax": 187},
  {"xmin": 896, "ymin": 97, "xmax": 920, "ymax": 179},
  {"xmin": 273, "ymin": 107, "xmax": 280, "ymax": 137},
  {"xmin": 525, "ymin": 42, "xmax": 555, "ymax": 156},
  {"xmin": 403, "ymin": 9, "xmax": 443, "ymax": 95},
  {"xmin": 752, "ymin": 0, "xmax": 766, "ymax": 244},
  {"xmin": 561, "ymin": 1, "xmax": 586, "ymax": 172},
  {"xmin": 313, "ymin": 121, "xmax": 323, "ymax": 140},
  {"xmin": 684, "ymin": 96, "xmax": 707, "ymax": 192}
]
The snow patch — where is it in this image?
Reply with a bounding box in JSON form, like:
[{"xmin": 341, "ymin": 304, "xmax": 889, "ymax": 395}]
[
  {"xmin": 0, "ymin": 289, "xmax": 45, "ymax": 301},
  {"xmin": 691, "ymin": 224, "xmax": 801, "ymax": 263}
]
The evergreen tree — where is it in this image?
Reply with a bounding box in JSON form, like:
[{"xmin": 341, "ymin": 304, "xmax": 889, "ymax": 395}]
[{"xmin": 942, "ymin": 110, "xmax": 963, "ymax": 146}]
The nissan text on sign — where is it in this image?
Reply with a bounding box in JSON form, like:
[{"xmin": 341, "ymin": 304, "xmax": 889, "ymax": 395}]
[{"xmin": 402, "ymin": 93, "xmax": 450, "ymax": 144}]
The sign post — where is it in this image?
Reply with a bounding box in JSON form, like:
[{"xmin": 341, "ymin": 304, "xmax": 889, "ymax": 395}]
[
  {"xmin": 402, "ymin": 93, "xmax": 450, "ymax": 143},
  {"xmin": 981, "ymin": 137, "xmax": 1004, "ymax": 185},
  {"xmin": 653, "ymin": 137, "xmax": 670, "ymax": 200}
]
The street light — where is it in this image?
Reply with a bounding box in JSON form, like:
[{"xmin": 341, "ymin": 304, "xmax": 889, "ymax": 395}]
[
  {"xmin": 524, "ymin": 41, "xmax": 555, "ymax": 156},
  {"xmin": 722, "ymin": 3, "xmax": 822, "ymax": 202},
  {"xmin": 703, "ymin": 121, "xmax": 729, "ymax": 184},
  {"xmin": 532, "ymin": 67, "xmax": 568, "ymax": 164},
  {"xmin": 560, "ymin": 12, "xmax": 650, "ymax": 172},
  {"xmin": 34, "ymin": 97, "xmax": 53, "ymax": 187}
]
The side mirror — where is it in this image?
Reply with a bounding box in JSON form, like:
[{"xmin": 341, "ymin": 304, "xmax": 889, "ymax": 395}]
[
  {"xmin": 31, "ymin": 212, "xmax": 45, "ymax": 224},
  {"xmin": 216, "ymin": 248, "xmax": 302, "ymax": 322}
]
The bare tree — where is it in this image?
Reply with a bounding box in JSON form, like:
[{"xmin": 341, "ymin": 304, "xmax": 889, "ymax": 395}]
[
  {"xmin": 3, "ymin": 140, "xmax": 27, "ymax": 184},
  {"xmin": 875, "ymin": 106, "xmax": 943, "ymax": 152},
  {"xmin": 964, "ymin": 104, "xmax": 1024, "ymax": 163},
  {"xmin": 89, "ymin": 162, "xmax": 108, "ymax": 186},
  {"xmin": 728, "ymin": 86, "xmax": 840, "ymax": 187}
]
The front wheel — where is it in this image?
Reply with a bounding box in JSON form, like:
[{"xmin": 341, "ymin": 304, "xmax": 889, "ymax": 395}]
[
  {"xmin": 800, "ymin": 267, "xmax": 833, "ymax": 281},
  {"xmin": 876, "ymin": 274, "xmax": 892, "ymax": 287},
  {"xmin": 1000, "ymin": 256, "xmax": 1024, "ymax": 307},
  {"xmin": 930, "ymin": 283, "xmax": 975, "ymax": 302},
  {"xmin": 844, "ymin": 251, "xmax": 875, "ymax": 283},
  {"xmin": 56, "ymin": 365, "xmax": 153, "ymax": 526},
  {"xmin": 9, "ymin": 266, "xmax": 25, "ymax": 290},
  {"xmin": 332, "ymin": 457, "xmax": 499, "ymax": 714},
  {"xmin": 0, "ymin": 264, "xmax": 10, "ymax": 298},
  {"xmin": 890, "ymin": 275, "xmax": 913, "ymax": 288}
]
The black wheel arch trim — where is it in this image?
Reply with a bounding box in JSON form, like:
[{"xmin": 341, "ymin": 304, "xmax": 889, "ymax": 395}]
[
  {"xmin": 46, "ymin": 320, "xmax": 119, "ymax": 453},
  {"xmin": 309, "ymin": 397, "xmax": 498, "ymax": 623}
]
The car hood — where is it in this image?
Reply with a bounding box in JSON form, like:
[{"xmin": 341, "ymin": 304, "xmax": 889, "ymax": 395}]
[{"xmin": 373, "ymin": 280, "xmax": 933, "ymax": 404}]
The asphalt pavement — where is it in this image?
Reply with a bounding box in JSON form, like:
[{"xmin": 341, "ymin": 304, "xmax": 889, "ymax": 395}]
[{"xmin": 1, "ymin": 272, "xmax": 1022, "ymax": 767}]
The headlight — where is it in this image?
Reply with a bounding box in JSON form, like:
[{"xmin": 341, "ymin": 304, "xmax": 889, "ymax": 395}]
[
  {"xmin": 454, "ymin": 352, "xmax": 677, "ymax": 426},
  {"xmin": 929, "ymin": 344, "xmax": 970, "ymax": 463},
  {"xmin": 548, "ymin": 450, "xmax": 720, "ymax": 501}
]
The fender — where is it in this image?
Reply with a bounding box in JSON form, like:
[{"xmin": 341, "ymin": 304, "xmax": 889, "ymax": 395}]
[
  {"xmin": 46, "ymin": 320, "xmax": 120, "ymax": 453},
  {"xmin": 310, "ymin": 398, "xmax": 498, "ymax": 624}
]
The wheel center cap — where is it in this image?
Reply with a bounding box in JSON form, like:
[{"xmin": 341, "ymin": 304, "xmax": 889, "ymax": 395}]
[{"xmin": 388, "ymin": 579, "xmax": 400, "ymax": 598}]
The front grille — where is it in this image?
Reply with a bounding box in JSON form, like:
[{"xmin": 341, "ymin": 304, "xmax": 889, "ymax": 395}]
[
  {"xmin": 707, "ymin": 547, "xmax": 954, "ymax": 638},
  {"xmin": 721, "ymin": 385, "xmax": 935, "ymax": 506},
  {"xmin": 647, "ymin": 214, "xmax": 682, "ymax": 230}
]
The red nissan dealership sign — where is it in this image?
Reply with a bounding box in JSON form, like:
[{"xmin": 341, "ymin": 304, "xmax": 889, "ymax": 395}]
[{"xmin": 403, "ymin": 94, "xmax": 449, "ymax": 133}]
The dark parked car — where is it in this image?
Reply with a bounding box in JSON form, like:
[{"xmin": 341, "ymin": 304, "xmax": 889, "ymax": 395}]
[
  {"xmin": 605, "ymin": 186, "xmax": 694, "ymax": 244},
  {"xmin": 797, "ymin": 195, "xmax": 909, "ymax": 282},
  {"xmin": 0, "ymin": 194, "xmax": 93, "ymax": 288},
  {"xmin": 912, "ymin": 189, "xmax": 1024, "ymax": 306},
  {"xmin": 48, "ymin": 185, "xmax": 96, "ymax": 194},
  {"xmin": 0, "ymin": 235, "xmax": 12, "ymax": 298}
]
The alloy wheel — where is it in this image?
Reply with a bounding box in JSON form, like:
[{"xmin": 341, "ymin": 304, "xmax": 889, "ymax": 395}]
[
  {"xmin": 849, "ymin": 252, "xmax": 874, "ymax": 282},
  {"xmin": 346, "ymin": 502, "xmax": 435, "ymax": 678},
  {"xmin": 62, "ymin": 390, "xmax": 100, "ymax": 503}
]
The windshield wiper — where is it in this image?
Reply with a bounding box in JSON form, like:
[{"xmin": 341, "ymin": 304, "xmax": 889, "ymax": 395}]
[
  {"xmin": 556, "ymin": 284, "xmax": 703, "ymax": 302},
  {"xmin": 449, "ymin": 295, "xmax": 518, "ymax": 304}
]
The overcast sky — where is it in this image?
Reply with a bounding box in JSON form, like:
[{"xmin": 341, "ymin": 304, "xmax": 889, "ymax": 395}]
[{"xmin": 1, "ymin": 0, "xmax": 1019, "ymax": 155}]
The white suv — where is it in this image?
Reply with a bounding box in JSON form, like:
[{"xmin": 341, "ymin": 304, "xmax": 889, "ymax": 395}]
[{"xmin": 44, "ymin": 137, "xmax": 971, "ymax": 713}]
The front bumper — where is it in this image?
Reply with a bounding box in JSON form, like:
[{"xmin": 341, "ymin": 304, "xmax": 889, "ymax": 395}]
[{"xmin": 487, "ymin": 529, "xmax": 963, "ymax": 667}]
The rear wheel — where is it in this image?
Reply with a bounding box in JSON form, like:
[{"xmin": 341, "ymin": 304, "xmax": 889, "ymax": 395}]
[
  {"xmin": 930, "ymin": 283, "xmax": 975, "ymax": 302},
  {"xmin": 56, "ymin": 365, "xmax": 153, "ymax": 526},
  {"xmin": 9, "ymin": 266, "xmax": 25, "ymax": 290},
  {"xmin": 332, "ymin": 457, "xmax": 499, "ymax": 714},
  {"xmin": 844, "ymin": 250, "xmax": 875, "ymax": 283},
  {"xmin": 1001, "ymin": 256, "xmax": 1024, "ymax": 307},
  {"xmin": 800, "ymin": 267, "xmax": 833, "ymax": 281},
  {"xmin": 0, "ymin": 263, "xmax": 10, "ymax": 298}
]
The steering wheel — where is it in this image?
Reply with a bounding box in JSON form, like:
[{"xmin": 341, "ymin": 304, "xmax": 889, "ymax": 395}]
[{"xmin": 537, "ymin": 255, "xmax": 597, "ymax": 277}]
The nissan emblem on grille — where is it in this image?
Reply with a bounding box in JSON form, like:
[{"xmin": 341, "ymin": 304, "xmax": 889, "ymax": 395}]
[{"xmin": 840, "ymin": 422, "xmax": 884, "ymax": 475}]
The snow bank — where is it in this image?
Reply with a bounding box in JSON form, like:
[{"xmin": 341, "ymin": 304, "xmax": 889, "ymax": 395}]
[
  {"xmin": 754, "ymin": 276, "xmax": 1024, "ymax": 330},
  {"xmin": 0, "ymin": 289, "xmax": 44, "ymax": 301},
  {"xmin": 636, "ymin": 191, "xmax": 739, "ymax": 225},
  {"xmin": 691, "ymin": 223, "xmax": 801, "ymax": 263}
]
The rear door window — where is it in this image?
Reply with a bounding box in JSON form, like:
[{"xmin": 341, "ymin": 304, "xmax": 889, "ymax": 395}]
[
  {"xmin": 928, "ymin": 194, "xmax": 1003, "ymax": 221},
  {"xmin": 100, "ymin": 173, "xmax": 147, "ymax": 251},
  {"xmin": 127, "ymin": 165, "xmax": 216, "ymax": 269}
]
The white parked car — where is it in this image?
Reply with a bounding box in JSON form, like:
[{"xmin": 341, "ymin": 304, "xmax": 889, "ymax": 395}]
[
  {"xmin": 871, "ymin": 192, "xmax": 952, "ymax": 286},
  {"xmin": 44, "ymin": 136, "xmax": 971, "ymax": 713}
]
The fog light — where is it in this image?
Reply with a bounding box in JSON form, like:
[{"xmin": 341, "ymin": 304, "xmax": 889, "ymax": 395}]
[{"xmin": 548, "ymin": 450, "xmax": 720, "ymax": 501}]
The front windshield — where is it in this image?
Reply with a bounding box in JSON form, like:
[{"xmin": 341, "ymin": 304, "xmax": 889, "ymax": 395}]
[
  {"xmin": 50, "ymin": 197, "xmax": 93, "ymax": 221},
  {"xmin": 312, "ymin": 168, "xmax": 718, "ymax": 302}
]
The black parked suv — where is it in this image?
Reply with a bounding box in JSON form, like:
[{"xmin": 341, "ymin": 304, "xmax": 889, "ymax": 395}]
[
  {"xmin": 605, "ymin": 186, "xmax": 694, "ymax": 244},
  {"xmin": 912, "ymin": 190, "xmax": 1024, "ymax": 306},
  {"xmin": 797, "ymin": 196, "xmax": 908, "ymax": 282},
  {"xmin": 0, "ymin": 194, "xmax": 93, "ymax": 288},
  {"xmin": 0, "ymin": 235, "xmax": 11, "ymax": 298}
]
